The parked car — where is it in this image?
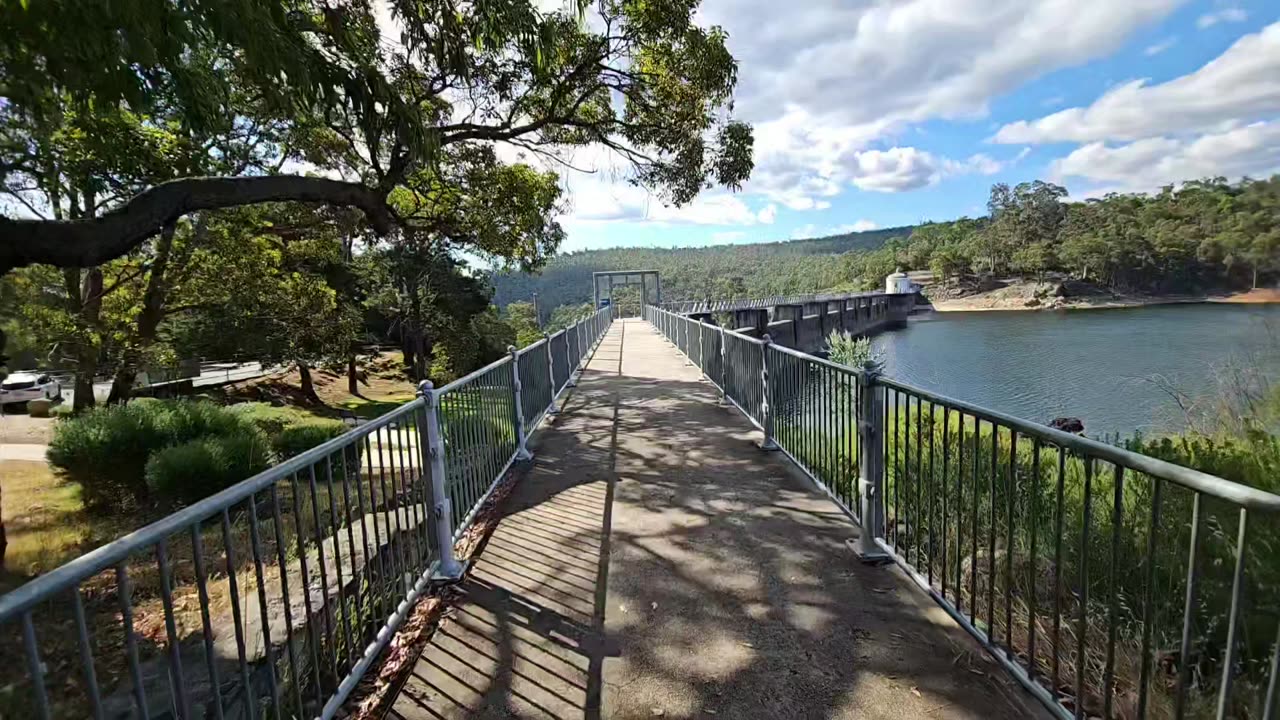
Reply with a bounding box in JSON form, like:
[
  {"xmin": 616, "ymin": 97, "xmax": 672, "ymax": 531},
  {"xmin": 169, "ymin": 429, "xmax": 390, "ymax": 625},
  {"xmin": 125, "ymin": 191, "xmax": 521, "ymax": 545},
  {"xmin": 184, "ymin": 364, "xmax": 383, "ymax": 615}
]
[{"xmin": 0, "ymin": 372, "xmax": 62, "ymax": 407}]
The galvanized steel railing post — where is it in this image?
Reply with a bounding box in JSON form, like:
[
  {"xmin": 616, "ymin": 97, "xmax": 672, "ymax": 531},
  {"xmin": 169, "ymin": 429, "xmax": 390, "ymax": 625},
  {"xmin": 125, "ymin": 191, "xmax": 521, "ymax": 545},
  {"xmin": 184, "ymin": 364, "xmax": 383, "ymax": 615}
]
[
  {"xmin": 697, "ymin": 322, "xmax": 706, "ymax": 377},
  {"xmin": 544, "ymin": 333, "xmax": 559, "ymax": 415},
  {"xmin": 509, "ymin": 346, "xmax": 533, "ymax": 461},
  {"xmin": 854, "ymin": 365, "xmax": 890, "ymax": 562},
  {"xmin": 717, "ymin": 324, "xmax": 728, "ymax": 405},
  {"xmin": 418, "ymin": 381, "xmax": 466, "ymax": 582},
  {"xmin": 760, "ymin": 334, "xmax": 778, "ymax": 450}
]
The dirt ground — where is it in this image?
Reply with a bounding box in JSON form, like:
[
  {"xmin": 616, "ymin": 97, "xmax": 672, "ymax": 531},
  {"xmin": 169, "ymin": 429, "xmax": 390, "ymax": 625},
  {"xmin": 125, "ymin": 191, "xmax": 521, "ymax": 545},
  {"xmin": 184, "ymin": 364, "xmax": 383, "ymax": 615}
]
[{"xmin": 221, "ymin": 351, "xmax": 418, "ymax": 418}]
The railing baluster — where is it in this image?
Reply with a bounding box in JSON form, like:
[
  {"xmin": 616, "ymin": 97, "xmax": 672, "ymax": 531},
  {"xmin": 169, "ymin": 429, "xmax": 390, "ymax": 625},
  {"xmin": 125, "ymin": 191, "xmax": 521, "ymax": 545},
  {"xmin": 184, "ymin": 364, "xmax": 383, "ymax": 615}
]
[
  {"xmin": 1215, "ymin": 508, "xmax": 1250, "ymax": 720},
  {"xmin": 156, "ymin": 539, "xmax": 192, "ymax": 719},
  {"xmin": 1175, "ymin": 492, "xmax": 1203, "ymax": 720},
  {"xmin": 22, "ymin": 612, "xmax": 51, "ymax": 720},
  {"xmin": 118, "ymin": 563, "xmax": 152, "ymax": 720},
  {"xmin": 71, "ymin": 590, "xmax": 106, "ymax": 720},
  {"xmin": 221, "ymin": 510, "xmax": 256, "ymax": 720},
  {"xmin": 1075, "ymin": 458, "xmax": 1094, "ymax": 720},
  {"xmin": 247, "ymin": 494, "xmax": 283, "ymax": 716}
]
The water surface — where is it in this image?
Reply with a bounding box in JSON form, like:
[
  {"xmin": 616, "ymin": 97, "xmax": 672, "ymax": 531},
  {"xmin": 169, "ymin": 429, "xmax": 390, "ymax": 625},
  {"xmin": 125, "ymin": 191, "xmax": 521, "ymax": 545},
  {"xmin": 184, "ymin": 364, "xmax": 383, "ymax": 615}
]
[{"xmin": 869, "ymin": 303, "xmax": 1280, "ymax": 437}]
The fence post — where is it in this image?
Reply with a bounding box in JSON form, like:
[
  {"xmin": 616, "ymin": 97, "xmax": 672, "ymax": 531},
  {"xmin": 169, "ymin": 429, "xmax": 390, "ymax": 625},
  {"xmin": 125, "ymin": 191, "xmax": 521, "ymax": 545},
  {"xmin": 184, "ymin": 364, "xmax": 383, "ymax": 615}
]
[
  {"xmin": 760, "ymin": 334, "xmax": 778, "ymax": 450},
  {"xmin": 544, "ymin": 333, "xmax": 559, "ymax": 415},
  {"xmin": 564, "ymin": 330, "xmax": 577, "ymax": 388},
  {"xmin": 509, "ymin": 347, "xmax": 533, "ymax": 461},
  {"xmin": 718, "ymin": 325, "xmax": 728, "ymax": 405},
  {"xmin": 854, "ymin": 365, "xmax": 890, "ymax": 562},
  {"xmin": 697, "ymin": 322, "xmax": 705, "ymax": 376},
  {"xmin": 418, "ymin": 381, "xmax": 466, "ymax": 581}
]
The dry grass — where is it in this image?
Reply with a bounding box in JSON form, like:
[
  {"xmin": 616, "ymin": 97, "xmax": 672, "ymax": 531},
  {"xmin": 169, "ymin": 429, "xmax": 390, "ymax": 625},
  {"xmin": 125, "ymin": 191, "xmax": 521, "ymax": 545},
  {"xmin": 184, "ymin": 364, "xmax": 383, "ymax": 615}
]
[{"xmin": 0, "ymin": 460, "xmax": 88, "ymax": 589}]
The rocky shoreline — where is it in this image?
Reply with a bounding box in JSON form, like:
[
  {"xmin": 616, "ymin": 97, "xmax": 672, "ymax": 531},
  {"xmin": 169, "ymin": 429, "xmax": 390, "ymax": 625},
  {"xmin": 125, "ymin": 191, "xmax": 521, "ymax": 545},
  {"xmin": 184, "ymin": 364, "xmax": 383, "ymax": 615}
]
[{"xmin": 925, "ymin": 279, "xmax": 1280, "ymax": 313}]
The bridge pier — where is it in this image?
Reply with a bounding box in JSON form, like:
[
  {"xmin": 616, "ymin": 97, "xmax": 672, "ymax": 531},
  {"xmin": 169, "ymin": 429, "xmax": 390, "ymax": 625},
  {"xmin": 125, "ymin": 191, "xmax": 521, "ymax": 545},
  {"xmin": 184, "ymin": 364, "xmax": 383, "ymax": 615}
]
[{"xmin": 732, "ymin": 308, "xmax": 768, "ymax": 337}]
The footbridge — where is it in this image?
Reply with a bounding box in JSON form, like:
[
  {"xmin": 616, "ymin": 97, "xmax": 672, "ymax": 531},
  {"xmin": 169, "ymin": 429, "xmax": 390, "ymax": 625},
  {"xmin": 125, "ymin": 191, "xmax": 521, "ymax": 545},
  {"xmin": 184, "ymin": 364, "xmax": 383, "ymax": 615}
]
[{"xmin": 3, "ymin": 307, "xmax": 1276, "ymax": 720}]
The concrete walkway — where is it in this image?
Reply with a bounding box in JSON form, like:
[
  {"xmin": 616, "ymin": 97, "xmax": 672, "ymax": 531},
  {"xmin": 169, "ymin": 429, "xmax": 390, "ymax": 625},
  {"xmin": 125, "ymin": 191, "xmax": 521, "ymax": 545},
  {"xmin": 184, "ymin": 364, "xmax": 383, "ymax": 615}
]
[{"xmin": 389, "ymin": 319, "xmax": 1046, "ymax": 720}]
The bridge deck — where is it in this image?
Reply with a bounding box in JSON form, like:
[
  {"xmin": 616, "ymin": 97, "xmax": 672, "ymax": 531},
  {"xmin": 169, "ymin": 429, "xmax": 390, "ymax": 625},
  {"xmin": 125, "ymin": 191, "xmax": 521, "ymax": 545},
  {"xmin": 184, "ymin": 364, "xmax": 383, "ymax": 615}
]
[{"xmin": 389, "ymin": 319, "xmax": 1044, "ymax": 720}]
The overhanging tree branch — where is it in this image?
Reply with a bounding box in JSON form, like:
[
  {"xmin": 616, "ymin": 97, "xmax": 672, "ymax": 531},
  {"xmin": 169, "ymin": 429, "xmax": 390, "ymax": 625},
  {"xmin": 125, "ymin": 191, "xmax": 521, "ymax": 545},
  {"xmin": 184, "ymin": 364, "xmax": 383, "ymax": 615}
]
[{"xmin": 0, "ymin": 175, "xmax": 395, "ymax": 273}]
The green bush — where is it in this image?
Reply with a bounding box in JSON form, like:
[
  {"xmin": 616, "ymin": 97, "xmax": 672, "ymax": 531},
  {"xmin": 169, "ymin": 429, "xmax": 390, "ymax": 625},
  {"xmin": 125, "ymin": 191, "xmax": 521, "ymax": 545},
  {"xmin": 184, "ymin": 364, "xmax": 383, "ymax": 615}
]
[
  {"xmin": 226, "ymin": 402, "xmax": 318, "ymax": 437},
  {"xmin": 144, "ymin": 431, "xmax": 274, "ymax": 506},
  {"xmin": 48, "ymin": 402, "xmax": 172, "ymax": 512},
  {"xmin": 274, "ymin": 420, "xmax": 348, "ymax": 459},
  {"xmin": 48, "ymin": 399, "xmax": 275, "ymax": 513}
]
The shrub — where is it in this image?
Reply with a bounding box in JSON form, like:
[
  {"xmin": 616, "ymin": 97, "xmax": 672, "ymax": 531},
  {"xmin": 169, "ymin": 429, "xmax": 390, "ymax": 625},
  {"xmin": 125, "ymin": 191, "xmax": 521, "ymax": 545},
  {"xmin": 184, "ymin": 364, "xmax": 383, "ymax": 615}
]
[
  {"xmin": 825, "ymin": 329, "xmax": 879, "ymax": 369},
  {"xmin": 226, "ymin": 402, "xmax": 317, "ymax": 437},
  {"xmin": 48, "ymin": 399, "xmax": 273, "ymax": 514},
  {"xmin": 274, "ymin": 420, "xmax": 348, "ymax": 459},
  {"xmin": 48, "ymin": 402, "xmax": 171, "ymax": 512},
  {"xmin": 144, "ymin": 431, "xmax": 274, "ymax": 506}
]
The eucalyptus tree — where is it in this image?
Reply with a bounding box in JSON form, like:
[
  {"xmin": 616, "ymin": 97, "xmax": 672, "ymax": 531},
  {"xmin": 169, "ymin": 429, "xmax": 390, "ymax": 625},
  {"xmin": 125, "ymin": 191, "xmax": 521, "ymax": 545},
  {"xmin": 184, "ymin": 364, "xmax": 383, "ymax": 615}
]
[{"xmin": 0, "ymin": 0, "xmax": 753, "ymax": 376}]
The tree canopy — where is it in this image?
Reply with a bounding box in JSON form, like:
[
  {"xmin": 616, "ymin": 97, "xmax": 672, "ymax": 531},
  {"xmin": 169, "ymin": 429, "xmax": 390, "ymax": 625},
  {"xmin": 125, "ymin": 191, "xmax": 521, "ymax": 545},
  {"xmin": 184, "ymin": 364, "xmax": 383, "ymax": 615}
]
[{"xmin": 0, "ymin": 0, "xmax": 754, "ymax": 272}]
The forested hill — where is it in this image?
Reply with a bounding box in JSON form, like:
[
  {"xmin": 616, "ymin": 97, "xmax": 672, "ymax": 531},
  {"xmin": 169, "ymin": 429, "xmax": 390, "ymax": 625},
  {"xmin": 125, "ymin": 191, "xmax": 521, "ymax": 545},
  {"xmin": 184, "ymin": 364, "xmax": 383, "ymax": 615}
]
[{"xmin": 490, "ymin": 225, "xmax": 913, "ymax": 312}]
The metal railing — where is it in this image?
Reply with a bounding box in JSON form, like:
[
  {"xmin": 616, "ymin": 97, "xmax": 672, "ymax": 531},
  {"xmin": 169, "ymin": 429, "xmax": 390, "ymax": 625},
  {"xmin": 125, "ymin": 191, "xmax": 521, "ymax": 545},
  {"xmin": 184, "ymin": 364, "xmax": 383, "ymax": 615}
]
[
  {"xmin": 0, "ymin": 306, "xmax": 613, "ymax": 720},
  {"xmin": 645, "ymin": 304, "xmax": 1280, "ymax": 720},
  {"xmin": 660, "ymin": 289, "xmax": 887, "ymax": 315}
]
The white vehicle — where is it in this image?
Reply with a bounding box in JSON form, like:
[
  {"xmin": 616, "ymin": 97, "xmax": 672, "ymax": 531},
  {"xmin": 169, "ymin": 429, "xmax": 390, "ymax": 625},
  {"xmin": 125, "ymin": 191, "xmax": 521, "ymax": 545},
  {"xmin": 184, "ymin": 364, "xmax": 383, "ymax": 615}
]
[{"xmin": 0, "ymin": 372, "xmax": 62, "ymax": 407}]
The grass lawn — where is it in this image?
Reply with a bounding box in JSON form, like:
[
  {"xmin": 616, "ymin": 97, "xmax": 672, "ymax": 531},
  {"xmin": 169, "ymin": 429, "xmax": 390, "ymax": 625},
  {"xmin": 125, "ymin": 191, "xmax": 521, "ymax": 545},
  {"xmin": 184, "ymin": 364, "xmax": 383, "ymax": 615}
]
[{"xmin": 0, "ymin": 460, "xmax": 87, "ymax": 590}]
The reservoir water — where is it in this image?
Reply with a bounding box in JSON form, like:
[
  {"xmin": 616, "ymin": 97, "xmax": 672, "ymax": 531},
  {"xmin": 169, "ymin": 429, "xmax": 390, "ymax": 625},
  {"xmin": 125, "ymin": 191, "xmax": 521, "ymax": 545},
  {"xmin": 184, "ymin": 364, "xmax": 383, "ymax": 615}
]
[{"xmin": 869, "ymin": 303, "xmax": 1280, "ymax": 438}]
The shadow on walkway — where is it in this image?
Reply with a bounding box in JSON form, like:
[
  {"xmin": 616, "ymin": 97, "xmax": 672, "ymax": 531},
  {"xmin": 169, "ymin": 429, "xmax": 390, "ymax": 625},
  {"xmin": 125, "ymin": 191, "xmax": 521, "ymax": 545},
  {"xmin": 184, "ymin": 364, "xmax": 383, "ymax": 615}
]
[{"xmin": 390, "ymin": 321, "xmax": 1046, "ymax": 720}]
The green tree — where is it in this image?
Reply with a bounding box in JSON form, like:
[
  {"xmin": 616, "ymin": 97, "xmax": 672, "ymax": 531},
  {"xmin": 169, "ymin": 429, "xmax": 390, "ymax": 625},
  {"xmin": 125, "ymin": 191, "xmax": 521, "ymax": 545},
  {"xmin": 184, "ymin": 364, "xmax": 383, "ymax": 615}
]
[{"xmin": 505, "ymin": 302, "xmax": 543, "ymax": 347}]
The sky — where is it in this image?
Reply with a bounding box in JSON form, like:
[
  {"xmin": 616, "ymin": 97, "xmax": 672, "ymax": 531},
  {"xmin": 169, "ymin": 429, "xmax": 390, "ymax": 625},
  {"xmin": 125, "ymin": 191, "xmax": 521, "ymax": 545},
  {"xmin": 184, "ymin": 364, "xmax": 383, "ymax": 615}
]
[{"xmin": 543, "ymin": 0, "xmax": 1280, "ymax": 252}]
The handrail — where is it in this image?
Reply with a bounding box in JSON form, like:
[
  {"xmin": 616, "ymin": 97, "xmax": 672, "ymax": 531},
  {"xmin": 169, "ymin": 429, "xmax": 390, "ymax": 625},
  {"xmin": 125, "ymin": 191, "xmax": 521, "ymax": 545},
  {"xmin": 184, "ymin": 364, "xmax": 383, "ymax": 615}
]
[
  {"xmin": 645, "ymin": 300, "xmax": 1280, "ymax": 720},
  {"xmin": 877, "ymin": 376, "xmax": 1280, "ymax": 512},
  {"xmin": 0, "ymin": 397, "xmax": 425, "ymax": 623},
  {"xmin": 0, "ymin": 303, "xmax": 616, "ymax": 720}
]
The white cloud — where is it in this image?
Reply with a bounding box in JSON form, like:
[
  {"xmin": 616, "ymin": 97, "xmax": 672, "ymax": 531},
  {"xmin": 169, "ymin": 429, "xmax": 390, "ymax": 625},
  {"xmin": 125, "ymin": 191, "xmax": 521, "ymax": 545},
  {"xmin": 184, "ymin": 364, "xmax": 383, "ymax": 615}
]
[
  {"xmin": 995, "ymin": 22, "xmax": 1280, "ymax": 144},
  {"xmin": 791, "ymin": 219, "xmax": 880, "ymax": 239},
  {"xmin": 1197, "ymin": 7, "xmax": 1247, "ymax": 29},
  {"xmin": 565, "ymin": 180, "xmax": 773, "ymax": 227},
  {"xmin": 1042, "ymin": 95, "xmax": 1066, "ymax": 108},
  {"xmin": 1145, "ymin": 36, "xmax": 1178, "ymax": 55},
  {"xmin": 702, "ymin": 0, "xmax": 1180, "ymax": 130},
  {"xmin": 696, "ymin": 0, "xmax": 1182, "ymax": 210},
  {"xmin": 1050, "ymin": 121, "xmax": 1280, "ymax": 192},
  {"xmin": 845, "ymin": 147, "xmax": 944, "ymax": 192}
]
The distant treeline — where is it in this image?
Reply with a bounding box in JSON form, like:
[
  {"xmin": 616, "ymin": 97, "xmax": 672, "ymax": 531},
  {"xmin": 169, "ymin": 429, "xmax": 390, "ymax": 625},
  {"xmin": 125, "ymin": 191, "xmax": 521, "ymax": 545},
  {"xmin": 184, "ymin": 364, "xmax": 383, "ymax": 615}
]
[
  {"xmin": 492, "ymin": 176, "xmax": 1280, "ymax": 311},
  {"xmin": 489, "ymin": 226, "xmax": 913, "ymax": 314}
]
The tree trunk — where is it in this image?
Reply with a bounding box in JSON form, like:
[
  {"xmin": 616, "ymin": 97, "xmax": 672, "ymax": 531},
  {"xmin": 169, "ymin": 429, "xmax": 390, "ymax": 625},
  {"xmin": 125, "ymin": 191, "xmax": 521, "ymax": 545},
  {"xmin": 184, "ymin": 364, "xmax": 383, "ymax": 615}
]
[
  {"xmin": 297, "ymin": 360, "xmax": 319, "ymax": 403},
  {"xmin": 347, "ymin": 354, "xmax": 359, "ymax": 395},
  {"xmin": 0, "ymin": 483, "xmax": 7, "ymax": 571},
  {"xmin": 66, "ymin": 268, "xmax": 104, "ymax": 412},
  {"xmin": 1253, "ymin": 264, "xmax": 1259, "ymax": 290},
  {"xmin": 107, "ymin": 222, "xmax": 177, "ymax": 404}
]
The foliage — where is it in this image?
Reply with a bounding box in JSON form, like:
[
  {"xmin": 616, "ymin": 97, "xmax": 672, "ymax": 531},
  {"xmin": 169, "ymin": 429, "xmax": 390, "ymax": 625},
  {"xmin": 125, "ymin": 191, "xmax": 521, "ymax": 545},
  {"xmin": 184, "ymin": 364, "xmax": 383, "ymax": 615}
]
[
  {"xmin": 548, "ymin": 302, "xmax": 596, "ymax": 331},
  {"xmin": 825, "ymin": 330, "xmax": 878, "ymax": 369},
  {"xmin": 48, "ymin": 399, "xmax": 353, "ymax": 513},
  {"xmin": 273, "ymin": 420, "xmax": 349, "ymax": 460},
  {"xmin": 144, "ymin": 433, "xmax": 274, "ymax": 507},
  {"xmin": 491, "ymin": 225, "xmax": 913, "ymax": 310},
  {"xmin": 48, "ymin": 400, "xmax": 270, "ymax": 512},
  {"xmin": 492, "ymin": 175, "xmax": 1280, "ymax": 317},
  {"xmin": 505, "ymin": 301, "xmax": 543, "ymax": 347}
]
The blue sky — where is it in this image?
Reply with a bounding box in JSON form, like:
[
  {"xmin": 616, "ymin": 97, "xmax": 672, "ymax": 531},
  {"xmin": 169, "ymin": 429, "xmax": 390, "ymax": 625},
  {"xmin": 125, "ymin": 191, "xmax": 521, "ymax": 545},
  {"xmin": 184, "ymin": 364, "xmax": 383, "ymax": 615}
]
[{"xmin": 545, "ymin": 0, "xmax": 1280, "ymax": 252}]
